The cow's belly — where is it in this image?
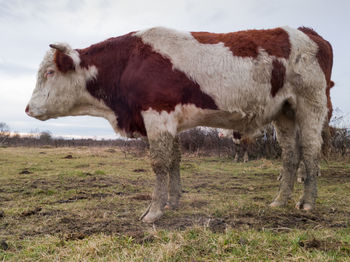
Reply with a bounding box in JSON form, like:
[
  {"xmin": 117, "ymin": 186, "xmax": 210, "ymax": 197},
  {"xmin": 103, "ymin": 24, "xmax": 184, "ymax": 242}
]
[{"xmin": 174, "ymin": 101, "xmax": 281, "ymax": 135}]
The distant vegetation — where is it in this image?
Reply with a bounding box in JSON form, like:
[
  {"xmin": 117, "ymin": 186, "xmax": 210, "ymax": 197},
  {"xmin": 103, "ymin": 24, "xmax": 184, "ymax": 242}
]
[{"xmin": 0, "ymin": 121, "xmax": 349, "ymax": 160}]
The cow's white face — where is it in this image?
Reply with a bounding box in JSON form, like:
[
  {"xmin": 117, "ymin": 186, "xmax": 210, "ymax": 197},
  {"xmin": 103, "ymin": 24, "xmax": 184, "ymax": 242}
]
[{"xmin": 26, "ymin": 44, "xmax": 88, "ymax": 120}]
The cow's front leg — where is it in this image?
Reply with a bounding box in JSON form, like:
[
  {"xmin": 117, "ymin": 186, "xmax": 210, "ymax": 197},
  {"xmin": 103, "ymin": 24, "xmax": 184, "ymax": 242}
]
[
  {"xmin": 141, "ymin": 132, "xmax": 174, "ymax": 223},
  {"xmin": 166, "ymin": 135, "xmax": 182, "ymax": 209}
]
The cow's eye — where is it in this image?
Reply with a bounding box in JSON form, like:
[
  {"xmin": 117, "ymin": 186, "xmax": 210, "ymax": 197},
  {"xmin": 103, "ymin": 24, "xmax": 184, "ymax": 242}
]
[{"xmin": 46, "ymin": 70, "xmax": 55, "ymax": 78}]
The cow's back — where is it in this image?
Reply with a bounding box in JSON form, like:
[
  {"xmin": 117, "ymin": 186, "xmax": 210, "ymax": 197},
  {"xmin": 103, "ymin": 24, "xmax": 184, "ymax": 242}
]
[{"xmin": 135, "ymin": 27, "xmax": 324, "ymax": 120}]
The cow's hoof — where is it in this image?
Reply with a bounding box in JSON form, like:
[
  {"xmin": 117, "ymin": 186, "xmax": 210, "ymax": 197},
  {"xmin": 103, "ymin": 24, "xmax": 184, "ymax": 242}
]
[
  {"xmin": 295, "ymin": 201, "xmax": 313, "ymax": 211},
  {"xmin": 269, "ymin": 200, "xmax": 284, "ymax": 208},
  {"xmin": 164, "ymin": 200, "xmax": 179, "ymax": 210},
  {"xmin": 139, "ymin": 204, "xmax": 164, "ymax": 223},
  {"xmin": 164, "ymin": 204, "xmax": 175, "ymax": 210},
  {"xmin": 141, "ymin": 210, "xmax": 163, "ymax": 223}
]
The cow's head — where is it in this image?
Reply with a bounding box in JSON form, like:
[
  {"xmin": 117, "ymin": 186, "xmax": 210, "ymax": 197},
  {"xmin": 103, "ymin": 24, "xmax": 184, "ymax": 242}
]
[{"xmin": 26, "ymin": 43, "xmax": 94, "ymax": 120}]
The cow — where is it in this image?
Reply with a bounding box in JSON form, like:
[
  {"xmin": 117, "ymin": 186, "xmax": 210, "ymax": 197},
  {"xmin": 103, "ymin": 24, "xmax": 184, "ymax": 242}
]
[
  {"xmin": 218, "ymin": 129, "xmax": 260, "ymax": 162},
  {"xmin": 219, "ymin": 128, "xmax": 322, "ymax": 182},
  {"xmin": 26, "ymin": 26, "xmax": 333, "ymax": 223}
]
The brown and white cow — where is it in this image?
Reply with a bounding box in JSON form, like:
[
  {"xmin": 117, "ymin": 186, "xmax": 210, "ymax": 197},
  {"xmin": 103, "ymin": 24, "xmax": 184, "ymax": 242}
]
[
  {"xmin": 26, "ymin": 26, "xmax": 333, "ymax": 223},
  {"xmin": 218, "ymin": 129, "xmax": 259, "ymax": 162},
  {"xmin": 218, "ymin": 124, "xmax": 329, "ymax": 181}
]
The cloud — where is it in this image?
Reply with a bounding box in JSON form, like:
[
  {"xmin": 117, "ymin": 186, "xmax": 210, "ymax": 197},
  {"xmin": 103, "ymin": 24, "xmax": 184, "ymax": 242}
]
[{"xmin": 0, "ymin": 61, "xmax": 36, "ymax": 76}]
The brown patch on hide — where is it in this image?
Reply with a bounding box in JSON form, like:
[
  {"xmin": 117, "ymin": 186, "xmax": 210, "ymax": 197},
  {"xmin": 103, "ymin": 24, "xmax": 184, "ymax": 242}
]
[
  {"xmin": 191, "ymin": 27, "xmax": 291, "ymax": 59},
  {"xmin": 241, "ymin": 137, "xmax": 252, "ymax": 146},
  {"xmin": 233, "ymin": 131, "xmax": 242, "ymax": 140},
  {"xmin": 298, "ymin": 27, "xmax": 334, "ymax": 120},
  {"xmin": 270, "ymin": 60, "xmax": 286, "ymax": 97},
  {"xmin": 232, "ymin": 132, "xmax": 252, "ymax": 146},
  {"xmin": 77, "ymin": 33, "xmax": 218, "ymax": 137},
  {"xmin": 54, "ymin": 50, "xmax": 75, "ymax": 73}
]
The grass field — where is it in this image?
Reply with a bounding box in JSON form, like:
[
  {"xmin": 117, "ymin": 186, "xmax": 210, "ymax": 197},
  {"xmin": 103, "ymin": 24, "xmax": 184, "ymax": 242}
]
[{"xmin": 0, "ymin": 147, "xmax": 349, "ymax": 261}]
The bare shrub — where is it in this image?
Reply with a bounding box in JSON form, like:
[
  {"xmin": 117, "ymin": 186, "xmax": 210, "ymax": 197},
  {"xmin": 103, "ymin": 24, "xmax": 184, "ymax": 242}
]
[
  {"xmin": 330, "ymin": 127, "xmax": 350, "ymax": 158},
  {"xmin": 39, "ymin": 131, "xmax": 53, "ymax": 145},
  {"xmin": 0, "ymin": 122, "xmax": 10, "ymax": 146}
]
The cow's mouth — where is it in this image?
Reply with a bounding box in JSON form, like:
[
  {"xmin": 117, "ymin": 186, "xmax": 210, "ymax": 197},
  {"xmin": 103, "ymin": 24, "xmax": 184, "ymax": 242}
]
[
  {"xmin": 28, "ymin": 113, "xmax": 50, "ymax": 121},
  {"xmin": 35, "ymin": 115, "xmax": 51, "ymax": 121},
  {"xmin": 25, "ymin": 107, "xmax": 51, "ymax": 121}
]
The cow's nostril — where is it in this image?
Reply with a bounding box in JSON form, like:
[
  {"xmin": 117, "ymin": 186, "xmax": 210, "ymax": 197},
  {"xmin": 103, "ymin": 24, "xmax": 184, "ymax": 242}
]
[{"xmin": 25, "ymin": 105, "xmax": 30, "ymax": 113}]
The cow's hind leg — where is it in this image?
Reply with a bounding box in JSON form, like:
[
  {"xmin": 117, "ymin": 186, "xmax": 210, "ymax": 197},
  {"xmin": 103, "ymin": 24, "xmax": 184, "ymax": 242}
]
[
  {"xmin": 141, "ymin": 132, "xmax": 174, "ymax": 223},
  {"xmin": 166, "ymin": 135, "xmax": 182, "ymax": 209},
  {"xmin": 297, "ymin": 161, "xmax": 307, "ymax": 183},
  {"xmin": 270, "ymin": 112, "xmax": 300, "ymax": 207},
  {"xmin": 243, "ymin": 150, "xmax": 249, "ymax": 163},
  {"xmin": 295, "ymin": 103, "xmax": 325, "ymax": 210}
]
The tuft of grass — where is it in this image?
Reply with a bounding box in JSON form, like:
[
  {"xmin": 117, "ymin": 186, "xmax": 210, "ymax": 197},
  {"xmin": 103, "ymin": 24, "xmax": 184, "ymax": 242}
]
[{"xmin": 94, "ymin": 170, "xmax": 106, "ymax": 175}]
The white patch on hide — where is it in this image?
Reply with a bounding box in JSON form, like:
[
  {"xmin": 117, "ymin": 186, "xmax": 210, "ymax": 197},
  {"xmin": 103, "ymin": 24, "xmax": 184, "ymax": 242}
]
[
  {"xmin": 83, "ymin": 65, "xmax": 98, "ymax": 81},
  {"xmin": 142, "ymin": 104, "xmax": 258, "ymax": 139},
  {"xmin": 141, "ymin": 107, "xmax": 179, "ymax": 139},
  {"xmin": 217, "ymin": 129, "xmax": 233, "ymax": 138},
  {"xmin": 69, "ymin": 49, "xmax": 81, "ymax": 67}
]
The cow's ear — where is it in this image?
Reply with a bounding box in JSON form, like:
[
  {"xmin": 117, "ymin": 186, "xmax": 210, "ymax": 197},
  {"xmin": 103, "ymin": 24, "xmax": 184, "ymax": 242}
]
[{"xmin": 50, "ymin": 44, "xmax": 75, "ymax": 73}]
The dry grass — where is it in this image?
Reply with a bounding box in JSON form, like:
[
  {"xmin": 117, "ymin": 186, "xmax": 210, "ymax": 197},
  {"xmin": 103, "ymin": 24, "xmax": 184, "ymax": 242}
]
[{"xmin": 0, "ymin": 147, "xmax": 349, "ymax": 261}]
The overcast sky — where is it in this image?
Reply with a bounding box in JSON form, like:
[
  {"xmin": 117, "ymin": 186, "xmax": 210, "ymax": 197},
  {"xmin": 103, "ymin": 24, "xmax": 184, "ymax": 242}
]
[{"xmin": 0, "ymin": 0, "xmax": 349, "ymax": 139}]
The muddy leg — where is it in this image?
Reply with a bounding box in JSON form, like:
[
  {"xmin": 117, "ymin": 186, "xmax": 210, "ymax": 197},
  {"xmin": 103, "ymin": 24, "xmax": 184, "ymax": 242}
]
[
  {"xmin": 141, "ymin": 132, "xmax": 174, "ymax": 223},
  {"xmin": 242, "ymin": 140, "xmax": 249, "ymax": 163},
  {"xmin": 297, "ymin": 161, "xmax": 306, "ymax": 183},
  {"xmin": 243, "ymin": 151, "xmax": 249, "ymax": 163},
  {"xmin": 296, "ymin": 156, "xmax": 319, "ymax": 210},
  {"xmin": 233, "ymin": 152, "xmax": 239, "ymax": 162},
  {"xmin": 166, "ymin": 136, "xmax": 182, "ymax": 209},
  {"xmin": 294, "ymin": 95, "xmax": 327, "ymax": 211},
  {"xmin": 270, "ymin": 114, "xmax": 299, "ymax": 207},
  {"xmin": 296, "ymin": 120, "xmax": 324, "ymax": 210}
]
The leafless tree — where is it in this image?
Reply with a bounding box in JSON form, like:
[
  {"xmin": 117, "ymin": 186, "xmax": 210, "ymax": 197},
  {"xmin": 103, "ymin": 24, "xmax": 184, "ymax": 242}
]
[{"xmin": 39, "ymin": 131, "xmax": 53, "ymax": 144}]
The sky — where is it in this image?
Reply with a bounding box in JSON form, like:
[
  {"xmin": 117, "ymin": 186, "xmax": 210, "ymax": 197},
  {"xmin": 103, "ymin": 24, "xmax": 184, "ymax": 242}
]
[{"xmin": 0, "ymin": 0, "xmax": 349, "ymax": 139}]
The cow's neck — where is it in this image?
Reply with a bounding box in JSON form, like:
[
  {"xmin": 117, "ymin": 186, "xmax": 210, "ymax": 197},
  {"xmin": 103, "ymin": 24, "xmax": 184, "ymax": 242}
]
[
  {"xmin": 74, "ymin": 33, "xmax": 141, "ymax": 136},
  {"xmin": 69, "ymin": 91, "xmax": 121, "ymax": 135}
]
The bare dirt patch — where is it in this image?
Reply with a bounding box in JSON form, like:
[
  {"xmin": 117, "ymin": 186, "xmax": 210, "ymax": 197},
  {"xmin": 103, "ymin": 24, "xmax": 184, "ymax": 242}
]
[
  {"xmin": 19, "ymin": 169, "xmax": 32, "ymax": 175},
  {"xmin": 322, "ymin": 170, "xmax": 350, "ymax": 183},
  {"xmin": 132, "ymin": 194, "xmax": 151, "ymax": 201},
  {"xmin": 189, "ymin": 200, "xmax": 208, "ymax": 209},
  {"xmin": 20, "ymin": 207, "xmax": 42, "ymax": 217},
  {"xmin": 299, "ymin": 237, "xmax": 349, "ymax": 253},
  {"xmin": 133, "ymin": 168, "xmax": 147, "ymax": 173},
  {"xmin": 0, "ymin": 240, "xmax": 8, "ymax": 250},
  {"xmin": 105, "ymin": 148, "xmax": 117, "ymax": 153}
]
